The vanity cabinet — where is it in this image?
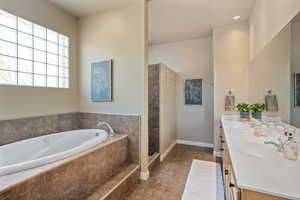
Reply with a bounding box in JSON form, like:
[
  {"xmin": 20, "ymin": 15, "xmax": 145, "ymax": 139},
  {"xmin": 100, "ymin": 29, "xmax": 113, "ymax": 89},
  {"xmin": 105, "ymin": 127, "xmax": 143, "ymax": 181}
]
[
  {"xmin": 220, "ymin": 126, "xmax": 288, "ymax": 200},
  {"xmin": 222, "ymin": 140, "xmax": 241, "ymax": 200}
]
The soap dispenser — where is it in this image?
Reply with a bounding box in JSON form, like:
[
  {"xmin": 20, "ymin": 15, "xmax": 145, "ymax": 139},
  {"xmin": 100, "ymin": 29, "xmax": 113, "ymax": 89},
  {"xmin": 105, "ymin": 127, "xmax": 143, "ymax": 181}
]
[{"xmin": 284, "ymin": 130, "xmax": 299, "ymax": 160}]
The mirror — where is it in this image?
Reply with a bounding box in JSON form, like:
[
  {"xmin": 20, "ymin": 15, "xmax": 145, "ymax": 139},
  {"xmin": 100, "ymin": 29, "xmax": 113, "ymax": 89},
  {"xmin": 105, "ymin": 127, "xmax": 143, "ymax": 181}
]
[
  {"xmin": 291, "ymin": 13, "xmax": 300, "ymax": 128},
  {"xmin": 249, "ymin": 12, "xmax": 300, "ymax": 128}
]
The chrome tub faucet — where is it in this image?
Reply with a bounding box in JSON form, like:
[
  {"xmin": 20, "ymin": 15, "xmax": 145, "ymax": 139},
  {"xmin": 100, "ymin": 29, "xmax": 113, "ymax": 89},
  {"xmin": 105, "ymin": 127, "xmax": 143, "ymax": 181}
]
[{"xmin": 96, "ymin": 122, "xmax": 115, "ymax": 137}]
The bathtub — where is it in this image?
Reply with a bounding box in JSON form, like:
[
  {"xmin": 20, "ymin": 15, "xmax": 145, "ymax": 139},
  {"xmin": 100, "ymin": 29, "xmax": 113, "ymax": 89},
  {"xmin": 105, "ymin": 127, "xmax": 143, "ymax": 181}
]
[{"xmin": 0, "ymin": 129, "xmax": 108, "ymax": 176}]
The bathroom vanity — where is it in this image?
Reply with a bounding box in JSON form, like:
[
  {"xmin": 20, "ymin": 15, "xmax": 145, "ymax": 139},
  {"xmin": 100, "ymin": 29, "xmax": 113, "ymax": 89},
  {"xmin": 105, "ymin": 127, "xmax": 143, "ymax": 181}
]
[{"xmin": 220, "ymin": 115, "xmax": 300, "ymax": 200}]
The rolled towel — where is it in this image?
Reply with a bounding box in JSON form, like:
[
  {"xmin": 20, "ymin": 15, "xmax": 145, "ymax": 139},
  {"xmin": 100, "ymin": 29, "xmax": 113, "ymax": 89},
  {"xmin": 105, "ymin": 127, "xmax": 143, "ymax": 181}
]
[
  {"xmin": 265, "ymin": 95, "xmax": 279, "ymax": 112},
  {"xmin": 225, "ymin": 95, "xmax": 235, "ymax": 111}
]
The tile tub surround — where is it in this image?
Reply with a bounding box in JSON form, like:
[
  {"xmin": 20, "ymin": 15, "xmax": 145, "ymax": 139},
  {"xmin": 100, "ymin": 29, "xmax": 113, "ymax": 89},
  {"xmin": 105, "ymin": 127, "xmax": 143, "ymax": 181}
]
[
  {"xmin": 86, "ymin": 164, "xmax": 140, "ymax": 200},
  {"xmin": 79, "ymin": 112, "xmax": 141, "ymax": 164},
  {"xmin": 0, "ymin": 113, "xmax": 80, "ymax": 145},
  {"xmin": 0, "ymin": 135, "xmax": 128, "ymax": 200},
  {"xmin": 0, "ymin": 112, "xmax": 141, "ymax": 163}
]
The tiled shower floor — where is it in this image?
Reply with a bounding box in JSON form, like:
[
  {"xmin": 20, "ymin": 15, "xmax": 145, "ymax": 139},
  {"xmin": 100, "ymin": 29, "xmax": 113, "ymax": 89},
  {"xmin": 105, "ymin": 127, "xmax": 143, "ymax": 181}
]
[{"xmin": 124, "ymin": 144, "xmax": 222, "ymax": 200}]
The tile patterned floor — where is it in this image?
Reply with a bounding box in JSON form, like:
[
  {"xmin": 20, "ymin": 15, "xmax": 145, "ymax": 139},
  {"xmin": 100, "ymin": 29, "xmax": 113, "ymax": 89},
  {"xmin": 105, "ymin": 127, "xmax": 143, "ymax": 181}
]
[{"xmin": 124, "ymin": 144, "xmax": 222, "ymax": 200}]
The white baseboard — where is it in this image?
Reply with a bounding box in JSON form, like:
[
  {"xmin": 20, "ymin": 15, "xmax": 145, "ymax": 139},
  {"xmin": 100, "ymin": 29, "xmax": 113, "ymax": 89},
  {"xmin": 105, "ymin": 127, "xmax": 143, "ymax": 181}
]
[
  {"xmin": 160, "ymin": 140, "xmax": 177, "ymax": 162},
  {"xmin": 159, "ymin": 140, "xmax": 216, "ymax": 163},
  {"xmin": 176, "ymin": 139, "xmax": 214, "ymax": 148},
  {"xmin": 214, "ymin": 151, "xmax": 222, "ymax": 157}
]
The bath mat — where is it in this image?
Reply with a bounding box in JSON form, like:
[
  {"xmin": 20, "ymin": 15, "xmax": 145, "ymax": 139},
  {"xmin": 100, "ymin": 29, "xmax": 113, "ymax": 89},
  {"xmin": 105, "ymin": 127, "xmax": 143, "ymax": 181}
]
[{"xmin": 181, "ymin": 160, "xmax": 224, "ymax": 200}]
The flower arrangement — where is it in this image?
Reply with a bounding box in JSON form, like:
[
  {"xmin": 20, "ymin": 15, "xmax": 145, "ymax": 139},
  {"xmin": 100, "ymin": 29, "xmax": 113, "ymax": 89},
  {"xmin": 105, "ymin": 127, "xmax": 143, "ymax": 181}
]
[
  {"xmin": 250, "ymin": 103, "xmax": 265, "ymax": 113},
  {"xmin": 250, "ymin": 103, "xmax": 265, "ymax": 119},
  {"xmin": 236, "ymin": 103, "xmax": 251, "ymax": 112},
  {"xmin": 236, "ymin": 103, "xmax": 251, "ymax": 121},
  {"xmin": 236, "ymin": 103, "xmax": 266, "ymax": 120}
]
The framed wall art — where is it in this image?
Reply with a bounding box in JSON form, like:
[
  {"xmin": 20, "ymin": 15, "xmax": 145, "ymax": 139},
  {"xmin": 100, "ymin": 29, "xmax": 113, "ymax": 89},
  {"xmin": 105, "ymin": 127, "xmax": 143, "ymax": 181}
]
[
  {"xmin": 184, "ymin": 79, "xmax": 202, "ymax": 105},
  {"xmin": 91, "ymin": 60, "xmax": 112, "ymax": 102}
]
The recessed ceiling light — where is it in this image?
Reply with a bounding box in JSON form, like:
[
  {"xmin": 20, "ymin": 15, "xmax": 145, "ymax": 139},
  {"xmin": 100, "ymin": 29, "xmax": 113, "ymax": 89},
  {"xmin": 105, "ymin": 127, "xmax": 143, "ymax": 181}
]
[{"xmin": 233, "ymin": 16, "xmax": 240, "ymax": 20}]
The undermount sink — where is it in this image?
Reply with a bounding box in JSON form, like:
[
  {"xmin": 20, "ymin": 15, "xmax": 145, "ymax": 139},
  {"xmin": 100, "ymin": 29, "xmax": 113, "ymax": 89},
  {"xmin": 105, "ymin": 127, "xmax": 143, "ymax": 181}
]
[
  {"xmin": 238, "ymin": 140, "xmax": 279, "ymax": 159},
  {"xmin": 230, "ymin": 121, "xmax": 250, "ymax": 130}
]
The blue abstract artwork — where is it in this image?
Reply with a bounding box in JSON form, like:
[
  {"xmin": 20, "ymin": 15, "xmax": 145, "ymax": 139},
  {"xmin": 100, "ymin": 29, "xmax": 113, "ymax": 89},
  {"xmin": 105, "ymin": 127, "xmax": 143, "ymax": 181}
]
[
  {"xmin": 185, "ymin": 79, "xmax": 202, "ymax": 105},
  {"xmin": 91, "ymin": 60, "xmax": 112, "ymax": 102}
]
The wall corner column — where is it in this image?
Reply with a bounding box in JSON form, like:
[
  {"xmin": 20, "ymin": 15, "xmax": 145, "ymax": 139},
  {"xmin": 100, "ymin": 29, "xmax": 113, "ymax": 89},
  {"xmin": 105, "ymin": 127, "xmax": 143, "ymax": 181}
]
[{"xmin": 140, "ymin": 0, "xmax": 150, "ymax": 181}]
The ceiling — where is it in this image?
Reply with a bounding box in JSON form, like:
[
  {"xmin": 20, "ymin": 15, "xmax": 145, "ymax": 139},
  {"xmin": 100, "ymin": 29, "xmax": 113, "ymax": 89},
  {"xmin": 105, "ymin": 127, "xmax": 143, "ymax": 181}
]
[
  {"xmin": 49, "ymin": 0, "xmax": 256, "ymax": 45},
  {"xmin": 49, "ymin": 0, "xmax": 137, "ymax": 17},
  {"xmin": 149, "ymin": 0, "xmax": 256, "ymax": 45}
]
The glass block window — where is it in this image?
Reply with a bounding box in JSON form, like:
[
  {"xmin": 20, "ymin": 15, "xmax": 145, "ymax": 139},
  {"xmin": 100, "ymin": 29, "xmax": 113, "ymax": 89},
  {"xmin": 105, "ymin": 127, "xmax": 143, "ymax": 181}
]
[{"xmin": 0, "ymin": 9, "xmax": 70, "ymax": 88}]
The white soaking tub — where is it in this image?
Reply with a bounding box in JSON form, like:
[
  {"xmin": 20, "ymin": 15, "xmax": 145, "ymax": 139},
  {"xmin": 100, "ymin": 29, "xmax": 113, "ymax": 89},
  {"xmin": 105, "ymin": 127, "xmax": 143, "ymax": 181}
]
[{"xmin": 0, "ymin": 129, "xmax": 108, "ymax": 176}]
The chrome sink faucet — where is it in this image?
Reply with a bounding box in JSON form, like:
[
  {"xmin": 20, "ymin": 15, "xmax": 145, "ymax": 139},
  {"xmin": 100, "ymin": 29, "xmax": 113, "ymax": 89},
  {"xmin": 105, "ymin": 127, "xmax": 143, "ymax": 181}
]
[
  {"xmin": 264, "ymin": 133, "xmax": 296, "ymax": 153},
  {"xmin": 96, "ymin": 122, "xmax": 115, "ymax": 137},
  {"xmin": 264, "ymin": 138, "xmax": 285, "ymax": 152}
]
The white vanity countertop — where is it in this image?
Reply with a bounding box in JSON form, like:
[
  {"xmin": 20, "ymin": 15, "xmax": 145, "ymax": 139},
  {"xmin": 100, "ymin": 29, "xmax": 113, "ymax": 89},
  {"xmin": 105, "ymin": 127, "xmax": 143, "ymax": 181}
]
[{"xmin": 221, "ymin": 115, "xmax": 300, "ymax": 200}]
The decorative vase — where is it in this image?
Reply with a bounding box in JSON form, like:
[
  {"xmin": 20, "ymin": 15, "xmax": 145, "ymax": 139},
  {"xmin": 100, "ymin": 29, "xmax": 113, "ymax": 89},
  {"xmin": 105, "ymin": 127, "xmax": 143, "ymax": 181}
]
[
  {"xmin": 240, "ymin": 111, "xmax": 250, "ymax": 121},
  {"xmin": 252, "ymin": 112, "xmax": 262, "ymax": 120}
]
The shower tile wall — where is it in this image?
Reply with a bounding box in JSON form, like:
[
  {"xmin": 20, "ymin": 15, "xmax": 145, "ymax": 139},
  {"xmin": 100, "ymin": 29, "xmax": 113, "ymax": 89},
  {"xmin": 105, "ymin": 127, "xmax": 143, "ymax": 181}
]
[{"xmin": 148, "ymin": 64, "xmax": 160, "ymax": 156}]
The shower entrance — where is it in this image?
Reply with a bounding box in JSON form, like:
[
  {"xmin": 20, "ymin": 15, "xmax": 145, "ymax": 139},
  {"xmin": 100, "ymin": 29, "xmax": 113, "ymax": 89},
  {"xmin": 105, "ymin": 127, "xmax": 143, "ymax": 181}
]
[{"xmin": 148, "ymin": 63, "xmax": 177, "ymax": 164}]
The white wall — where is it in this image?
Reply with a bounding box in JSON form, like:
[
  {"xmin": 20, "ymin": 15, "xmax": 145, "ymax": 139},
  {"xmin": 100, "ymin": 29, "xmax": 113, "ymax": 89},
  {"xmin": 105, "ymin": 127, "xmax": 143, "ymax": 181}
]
[
  {"xmin": 78, "ymin": 3, "xmax": 146, "ymax": 115},
  {"xmin": 159, "ymin": 64, "xmax": 177, "ymax": 155},
  {"xmin": 213, "ymin": 22, "xmax": 249, "ymax": 150},
  {"xmin": 250, "ymin": 0, "xmax": 300, "ymax": 61},
  {"xmin": 249, "ymin": 24, "xmax": 291, "ymax": 123},
  {"xmin": 78, "ymin": 1, "xmax": 149, "ymax": 178},
  {"xmin": 292, "ymin": 22, "xmax": 300, "ymax": 128},
  {"xmin": 176, "ymin": 72, "xmax": 214, "ymax": 144},
  {"xmin": 149, "ymin": 37, "xmax": 214, "ymax": 144},
  {"xmin": 0, "ymin": 0, "xmax": 79, "ymax": 120}
]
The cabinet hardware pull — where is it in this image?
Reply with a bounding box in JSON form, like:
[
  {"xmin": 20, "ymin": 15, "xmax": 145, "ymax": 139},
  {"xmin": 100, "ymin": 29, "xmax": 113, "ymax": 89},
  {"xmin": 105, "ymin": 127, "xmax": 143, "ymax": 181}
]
[
  {"xmin": 225, "ymin": 169, "xmax": 229, "ymax": 175},
  {"xmin": 229, "ymin": 183, "xmax": 235, "ymax": 187}
]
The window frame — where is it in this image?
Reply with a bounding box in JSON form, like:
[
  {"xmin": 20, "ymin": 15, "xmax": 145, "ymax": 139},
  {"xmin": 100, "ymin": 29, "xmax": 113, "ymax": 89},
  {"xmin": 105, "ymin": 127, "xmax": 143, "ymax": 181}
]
[{"xmin": 0, "ymin": 9, "xmax": 70, "ymax": 89}]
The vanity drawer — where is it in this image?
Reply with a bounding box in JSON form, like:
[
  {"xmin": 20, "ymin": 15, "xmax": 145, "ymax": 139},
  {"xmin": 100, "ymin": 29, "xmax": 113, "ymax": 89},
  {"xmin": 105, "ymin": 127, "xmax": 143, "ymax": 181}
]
[
  {"xmin": 222, "ymin": 137, "xmax": 240, "ymax": 200},
  {"xmin": 224, "ymin": 166, "xmax": 240, "ymax": 200},
  {"xmin": 220, "ymin": 123, "xmax": 225, "ymax": 153},
  {"xmin": 240, "ymin": 190, "xmax": 288, "ymax": 200},
  {"xmin": 228, "ymin": 185, "xmax": 241, "ymax": 200},
  {"xmin": 228, "ymin": 168, "xmax": 240, "ymax": 200}
]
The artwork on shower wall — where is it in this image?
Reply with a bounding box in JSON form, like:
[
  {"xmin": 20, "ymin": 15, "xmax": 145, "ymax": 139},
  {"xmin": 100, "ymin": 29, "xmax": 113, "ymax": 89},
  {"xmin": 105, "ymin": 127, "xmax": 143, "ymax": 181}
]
[
  {"xmin": 295, "ymin": 73, "xmax": 300, "ymax": 107},
  {"xmin": 91, "ymin": 60, "xmax": 112, "ymax": 102},
  {"xmin": 184, "ymin": 79, "xmax": 202, "ymax": 105}
]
